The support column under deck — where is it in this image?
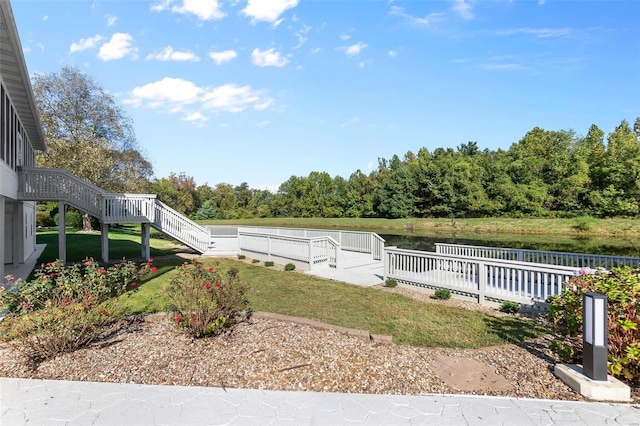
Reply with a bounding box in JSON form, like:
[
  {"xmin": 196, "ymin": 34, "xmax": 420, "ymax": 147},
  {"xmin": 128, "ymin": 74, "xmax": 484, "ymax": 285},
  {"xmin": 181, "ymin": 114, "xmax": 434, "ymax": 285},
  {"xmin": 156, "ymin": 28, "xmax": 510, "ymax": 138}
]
[
  {"xmin": 12, "ymin": 202, "xmax": 24, "ymax": 266},
  {"xmin": 0, "ymin": 196, "xmax": 5, "ymax": 282},
  {"xmin": 141, "ymin": 223, "xmax": 150, "ymax": 260},
  {"xmin": 101, "ymin": 223, "xmax": 109, "ymax": 264},
  {"xmin": 58, "ymin": 201, "xmax": 66, "ymax": 264}
]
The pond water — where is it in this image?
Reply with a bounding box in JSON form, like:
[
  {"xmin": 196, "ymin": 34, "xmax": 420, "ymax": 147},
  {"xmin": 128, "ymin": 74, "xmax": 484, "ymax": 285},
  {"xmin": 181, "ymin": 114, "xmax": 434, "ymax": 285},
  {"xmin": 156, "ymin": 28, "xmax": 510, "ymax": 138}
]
[{"xmin": 375, "ymin": 231, "xmax": 640, "ymax": 258}]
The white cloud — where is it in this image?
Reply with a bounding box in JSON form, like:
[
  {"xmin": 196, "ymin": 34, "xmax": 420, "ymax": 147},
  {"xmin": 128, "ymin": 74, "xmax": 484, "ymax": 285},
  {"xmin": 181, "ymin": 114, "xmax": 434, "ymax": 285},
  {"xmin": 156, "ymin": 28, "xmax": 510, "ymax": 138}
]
[
  {"xmin": 389, "ymin": 5, "xmax": 445, "ymax": 26},
  {"xmin": 496, "ymin": 28, "xmax": 572, "ymax": 39},
  {"xmin": 151, "ymin": 0, "xmax": 225, "ymax": 21},
  {"xmin": 97, "ymin": 33, "xmax": 138, "ymax": 60},
  {"xmin": 146, "ymin": 46, "xmax": 200, "ymax": 62},
  {"xmin": 202, "ymin": 83, "xmax": 272, "ymax": 112},
  {"xmin": 126, "ymin": 77, "xmax": 274, "ymax": 119},
  {"xmin": 293, "ymin": 25, "xmax": 311, "ymax": 49},
  {"xmin": 481, "ymin": 63, "xmax": 523, "ymax": 71},
  {"xmin": 69, "ymin": 34, "xmax": 104, "ymax": 54},
  {"xmin": 344, "ymin": 42, "xmax": 367, "ymax": 57},
  {"xmin": 339, "ymin": 33, "xmax": 351, "ymax": 41},
  {"xmin": 105, "ymin": 15, "xmax": 117, "ymax": 26},
  {"xmin": 251, "ymin": 48, "xmax": 289, "ymax": 67},
  {"xmin": 256, "ymin": 120, "xmax": 271, "ymax": 126},
  {"xmin": 452, "ymin": 0, "xmax": 473, "ymax": 21},
  {"xmin": 42, "ymin": 15, "xmax": 48, "ymax": 22},
  {"xmin": 127, "ymin": 77, "xmax": 202, "ymax": 108},
  {"xmin": 358, "ymin": 61, "xmax": 365, "ymax": 68},
  {"xmin": 242, "ymin": 0, "xmax": 299, "ymax": 23},
  {"xmin": 184, "ymin": 112, "xmax": 209, "ymax": 126},
  {"xmin": 208, "ymin": 49, "xmax": 238, "ymax": 64},
  {"xmin": 388, "ymin": 50, "xmax": 398, "ymax": 57},
  {"xmin": 340, "ymin": 117, "xmax": 360, "ymax": 127}
]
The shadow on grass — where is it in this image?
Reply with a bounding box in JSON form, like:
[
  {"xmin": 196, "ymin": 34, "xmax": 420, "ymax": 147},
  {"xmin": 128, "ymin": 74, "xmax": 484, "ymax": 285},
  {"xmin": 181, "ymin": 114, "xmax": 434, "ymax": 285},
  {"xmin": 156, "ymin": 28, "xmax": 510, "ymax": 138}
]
[
  {"xmin": 483, "ymin": 315, "xmax": 548, "ymax": 344},
  {"xmin": 36, "ymin": 228, "xmax": 184, "ymax": 264}
]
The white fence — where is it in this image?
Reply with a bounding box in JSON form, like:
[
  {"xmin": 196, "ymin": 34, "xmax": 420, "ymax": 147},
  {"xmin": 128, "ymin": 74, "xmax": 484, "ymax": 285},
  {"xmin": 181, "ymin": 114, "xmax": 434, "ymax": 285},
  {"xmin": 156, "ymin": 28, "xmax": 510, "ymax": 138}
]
[
  {"xmin": 238, "ymin": 231, "xmax": 339, "ymax": 270},
  {"xmin": 385, "ymin": 247, "xmax": 576, "ymax": 305},
  {"xmin": 236, "ymin": 226, "xmax": 385, "ymax": 260},
  {"xmin": 435, "ymin": 243, "xmax": 640, "ymax": 270}
]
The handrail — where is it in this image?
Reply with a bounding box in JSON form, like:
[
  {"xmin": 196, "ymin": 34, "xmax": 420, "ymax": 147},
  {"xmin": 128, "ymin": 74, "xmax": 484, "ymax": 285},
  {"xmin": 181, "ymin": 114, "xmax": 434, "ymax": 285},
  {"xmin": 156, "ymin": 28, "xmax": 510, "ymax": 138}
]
[
  {"xmin": 236, "ymin": 226, "xmax": 383, "ymax": 259},
  {"xmin": 151, "ymin": 200, "xmax": 210, "ymax": 253},
  {"xmin": 18, "ymin": 167, "xmax": 211, "ymax": 254},
  {"xmin": 238, "ymin": 231, "xmax": 340, "ymax": 270},
  {"xmin": 434, "ymin": 243, "xmax": 640, "ymax": 270},
  {"xmin": 385, "ymin": 247, "xmax": 576, "ymax": 304},
  {"xmin": 18, "ymin": 167, "xmax": 105, "ymax": 217}
]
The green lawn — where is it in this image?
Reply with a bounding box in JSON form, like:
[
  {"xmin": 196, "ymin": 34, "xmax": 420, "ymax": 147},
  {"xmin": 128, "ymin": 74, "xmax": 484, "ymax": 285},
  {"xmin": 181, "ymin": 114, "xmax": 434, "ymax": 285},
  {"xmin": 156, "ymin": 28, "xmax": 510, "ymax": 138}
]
[
  {"xmin": 201, "ymin": 217, "xmax": 640, "ymax": 237},
  {"xmin": 36, "ymin": 225, "xmax": 184, "ymax": 264},
  {"xmin": 33, "ymin": 227, "xmax": 547, "ymax": 349},
  {"xmin": 117, "ymin": 257, "xmax": 548, "ymax": 349}
]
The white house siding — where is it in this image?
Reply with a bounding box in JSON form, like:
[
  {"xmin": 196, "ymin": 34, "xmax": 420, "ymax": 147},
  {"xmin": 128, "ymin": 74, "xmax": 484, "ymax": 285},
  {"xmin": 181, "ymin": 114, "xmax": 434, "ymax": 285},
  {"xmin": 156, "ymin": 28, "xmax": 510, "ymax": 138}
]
[{"xmin": 0, "ymin": 1, "xmax": 47, "ymax": 282}]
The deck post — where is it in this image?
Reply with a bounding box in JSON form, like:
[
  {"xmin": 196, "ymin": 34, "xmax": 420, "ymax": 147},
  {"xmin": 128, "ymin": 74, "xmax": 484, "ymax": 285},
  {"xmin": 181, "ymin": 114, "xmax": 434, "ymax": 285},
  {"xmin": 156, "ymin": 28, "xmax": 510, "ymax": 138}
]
[
  {"xmin": 478, "ymin": 261, "xmax": 486, "ymax": 305},
  {"xmin": 100, "ymin": 222, "xmax": 109, "ymax": 263},
  {"xmin": 141, "ymin": 223, "xmax": 150, "ymax": 260},
  {"xmin": 0, "ymin": 196, "xmax": 5, "ymax": 282},
  {"xmin": 58, "ymin": 201, "xmax": 66, "ymax": 264}
]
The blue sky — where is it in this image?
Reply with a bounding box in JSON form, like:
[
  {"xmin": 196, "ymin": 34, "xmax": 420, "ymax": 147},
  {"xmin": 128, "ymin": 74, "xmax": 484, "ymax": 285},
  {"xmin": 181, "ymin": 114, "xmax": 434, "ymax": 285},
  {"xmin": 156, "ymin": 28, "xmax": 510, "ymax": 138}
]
[{"xmin": 11, "ymin": 0, "xmax": 640, "ymax": 190}]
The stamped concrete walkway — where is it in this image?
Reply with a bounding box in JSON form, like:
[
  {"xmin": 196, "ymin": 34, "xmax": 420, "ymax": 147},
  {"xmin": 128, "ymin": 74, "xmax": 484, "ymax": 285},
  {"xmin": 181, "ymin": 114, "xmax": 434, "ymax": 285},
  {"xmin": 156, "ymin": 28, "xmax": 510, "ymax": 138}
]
[{"xmin": 2, "ymin": 377, "xmax": 639, "ymax": 425}]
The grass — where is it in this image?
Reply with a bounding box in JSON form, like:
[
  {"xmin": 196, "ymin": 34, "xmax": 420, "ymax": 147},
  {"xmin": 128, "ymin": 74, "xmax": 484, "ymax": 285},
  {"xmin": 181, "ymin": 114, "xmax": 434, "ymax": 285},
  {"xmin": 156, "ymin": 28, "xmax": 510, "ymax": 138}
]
[
  {"xmin": 200, "ymin": 217, "xmax": 640, "ymax": 238},
  {"xmin": 36, "ymin": 225, "xmax": 185, "ymax": 264},
  {"xmin": 31, "ymin": 225, "xmax": 548, "ymax": 349},
  {"xmin": 116, "ymin": 257, "xmax": 548, "ymax": 349}
]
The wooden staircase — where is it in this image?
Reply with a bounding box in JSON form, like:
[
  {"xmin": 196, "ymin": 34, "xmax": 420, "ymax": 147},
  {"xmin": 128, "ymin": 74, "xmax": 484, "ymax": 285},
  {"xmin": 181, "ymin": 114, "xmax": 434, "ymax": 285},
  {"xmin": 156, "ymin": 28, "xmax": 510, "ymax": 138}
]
[{"xmin": 18, "ymin": 167, "xmax": 213, "ymax": 254}]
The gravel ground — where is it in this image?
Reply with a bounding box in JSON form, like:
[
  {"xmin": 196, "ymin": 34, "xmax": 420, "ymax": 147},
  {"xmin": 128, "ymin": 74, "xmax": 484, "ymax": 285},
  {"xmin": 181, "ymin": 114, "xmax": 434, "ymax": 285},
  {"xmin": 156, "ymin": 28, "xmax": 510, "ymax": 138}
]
[{"xmin": 0, "ymin": 279, "xmax": 598, "ymax": 402}]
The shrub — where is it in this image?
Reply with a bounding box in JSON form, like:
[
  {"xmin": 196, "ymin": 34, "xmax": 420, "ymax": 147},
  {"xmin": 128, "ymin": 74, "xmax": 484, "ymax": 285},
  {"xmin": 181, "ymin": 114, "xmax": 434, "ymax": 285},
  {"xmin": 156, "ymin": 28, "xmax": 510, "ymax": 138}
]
[
  {"xmin": 284, "ymin": 263, "xmax": 296, "ymax": 271},
  {"xmin": 0, "ymin": 258, "xmax": 154, "ymax": 361},
  {"xmin": 53, "ymin": 210, "xmax": 83, "ymax": 230},
  {"xmin": 237, "ymin": 254, "xmax": 246, "ymax": 260},
  {"xmin": 0, "ymin": 258, "xmax": 154, "ymax": 315},
  {"xmin": 433, "ymin": 289, "xmax": 451, "ymax": 300},
  {"xmin": 384, "ymin": 278, "xmax": 397, "ymax": 288},
  {"xmin": 166, "ymin": 260, "xmax": 249, "ymax": 338},
  {"xmin": 499, "ymin": 301, "xmax": 520, "ymax": 314},
  {"xmin": 547, "ymin": 267, "xmax": 640, "ymax": 383},
  {"xmin": 36, "ymin": 211, "xmax": 56, "ymax": 227},
  {"xmin": 264, "ymin": 261, "xmax": 275, "ymax": 267},
  {"xmin": 252, "ymin": 259, "xmax": 260, "ymax": 263}
]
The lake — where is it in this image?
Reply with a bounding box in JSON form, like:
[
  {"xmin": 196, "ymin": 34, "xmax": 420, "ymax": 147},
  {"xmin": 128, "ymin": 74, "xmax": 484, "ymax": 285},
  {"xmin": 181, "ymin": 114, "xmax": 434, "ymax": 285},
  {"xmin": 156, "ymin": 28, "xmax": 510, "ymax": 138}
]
[{"xmin": 375, "ymin": 231, "xmax": 640, "ymax": 258}]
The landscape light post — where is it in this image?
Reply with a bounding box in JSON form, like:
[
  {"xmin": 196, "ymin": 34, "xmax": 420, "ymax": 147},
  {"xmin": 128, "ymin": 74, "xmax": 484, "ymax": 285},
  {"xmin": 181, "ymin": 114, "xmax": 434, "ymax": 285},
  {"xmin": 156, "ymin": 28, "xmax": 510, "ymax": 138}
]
[{"xmin": 583, "ymin": 292, "xmax": 608, "ymax": 381}]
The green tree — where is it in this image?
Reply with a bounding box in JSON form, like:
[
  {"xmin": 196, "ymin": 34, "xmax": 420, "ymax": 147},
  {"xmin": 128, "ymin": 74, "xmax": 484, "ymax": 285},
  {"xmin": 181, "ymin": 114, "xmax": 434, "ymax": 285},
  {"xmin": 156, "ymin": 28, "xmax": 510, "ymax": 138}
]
[
  {"xmin": 33, "ymin": 65, "xmax": 153, "ymax": 230},
  {"xmin": 374, "ymin": 155, "xmax": 416, "ymax": 218},
  {"xmin": 150, "ymin": 173, "xmax": 198, "ymax": 216}
]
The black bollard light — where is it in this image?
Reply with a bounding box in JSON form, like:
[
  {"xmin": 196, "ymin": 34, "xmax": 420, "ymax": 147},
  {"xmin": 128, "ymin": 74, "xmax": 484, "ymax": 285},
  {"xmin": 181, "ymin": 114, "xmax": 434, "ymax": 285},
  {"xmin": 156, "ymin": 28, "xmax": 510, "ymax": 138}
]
[{"xmin": 583, "ymin": 292, "xmax": 608, "ymax": 381}]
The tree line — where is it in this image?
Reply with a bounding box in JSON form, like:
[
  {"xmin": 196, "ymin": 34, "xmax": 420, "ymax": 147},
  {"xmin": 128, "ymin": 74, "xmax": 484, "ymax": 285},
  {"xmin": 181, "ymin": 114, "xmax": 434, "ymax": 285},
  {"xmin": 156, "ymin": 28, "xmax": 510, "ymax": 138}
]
[
  {"xmin": 152, "ymin": 119, "xmax": 640, "ymax": 220},
  {"xmin": 32, "ymin": 66, "xmax": 640, "ymax": 227}
]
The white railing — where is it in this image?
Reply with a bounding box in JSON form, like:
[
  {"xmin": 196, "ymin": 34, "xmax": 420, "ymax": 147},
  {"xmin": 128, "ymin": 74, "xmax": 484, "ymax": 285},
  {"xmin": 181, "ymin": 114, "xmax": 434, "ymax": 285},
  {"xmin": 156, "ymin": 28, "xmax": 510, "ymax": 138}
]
[
  {"xmin": 237, "ymin": 226, "xmax": 384, "ymax": 260},
  {"xmin": 435, "ymin": 243, "xmax": 640, "ymax": 270},
  {"xmin": 206, "ymin": 225, "xmax": 239, "ymax": 237},
  {"xmin": 18, "ymin": 167, "xmax": 211, "ymax": 254},
  {"xmin": 19, "ymin": 167, "xmax": 105, "ymax": 217},
  {"xmin": 385, "ymin": 247, "xmax": 576, "ymax": 305},
  {"xmin": 238, "ymin": 231, "xmax": 339, "ymax": 270},
  {"xmin": 103, "ymin": 194, "xmax": 156, "ymax": 224},
  {"xmin": 152, "ymin": 200, "xmax": 211, "ymax": 253}
]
